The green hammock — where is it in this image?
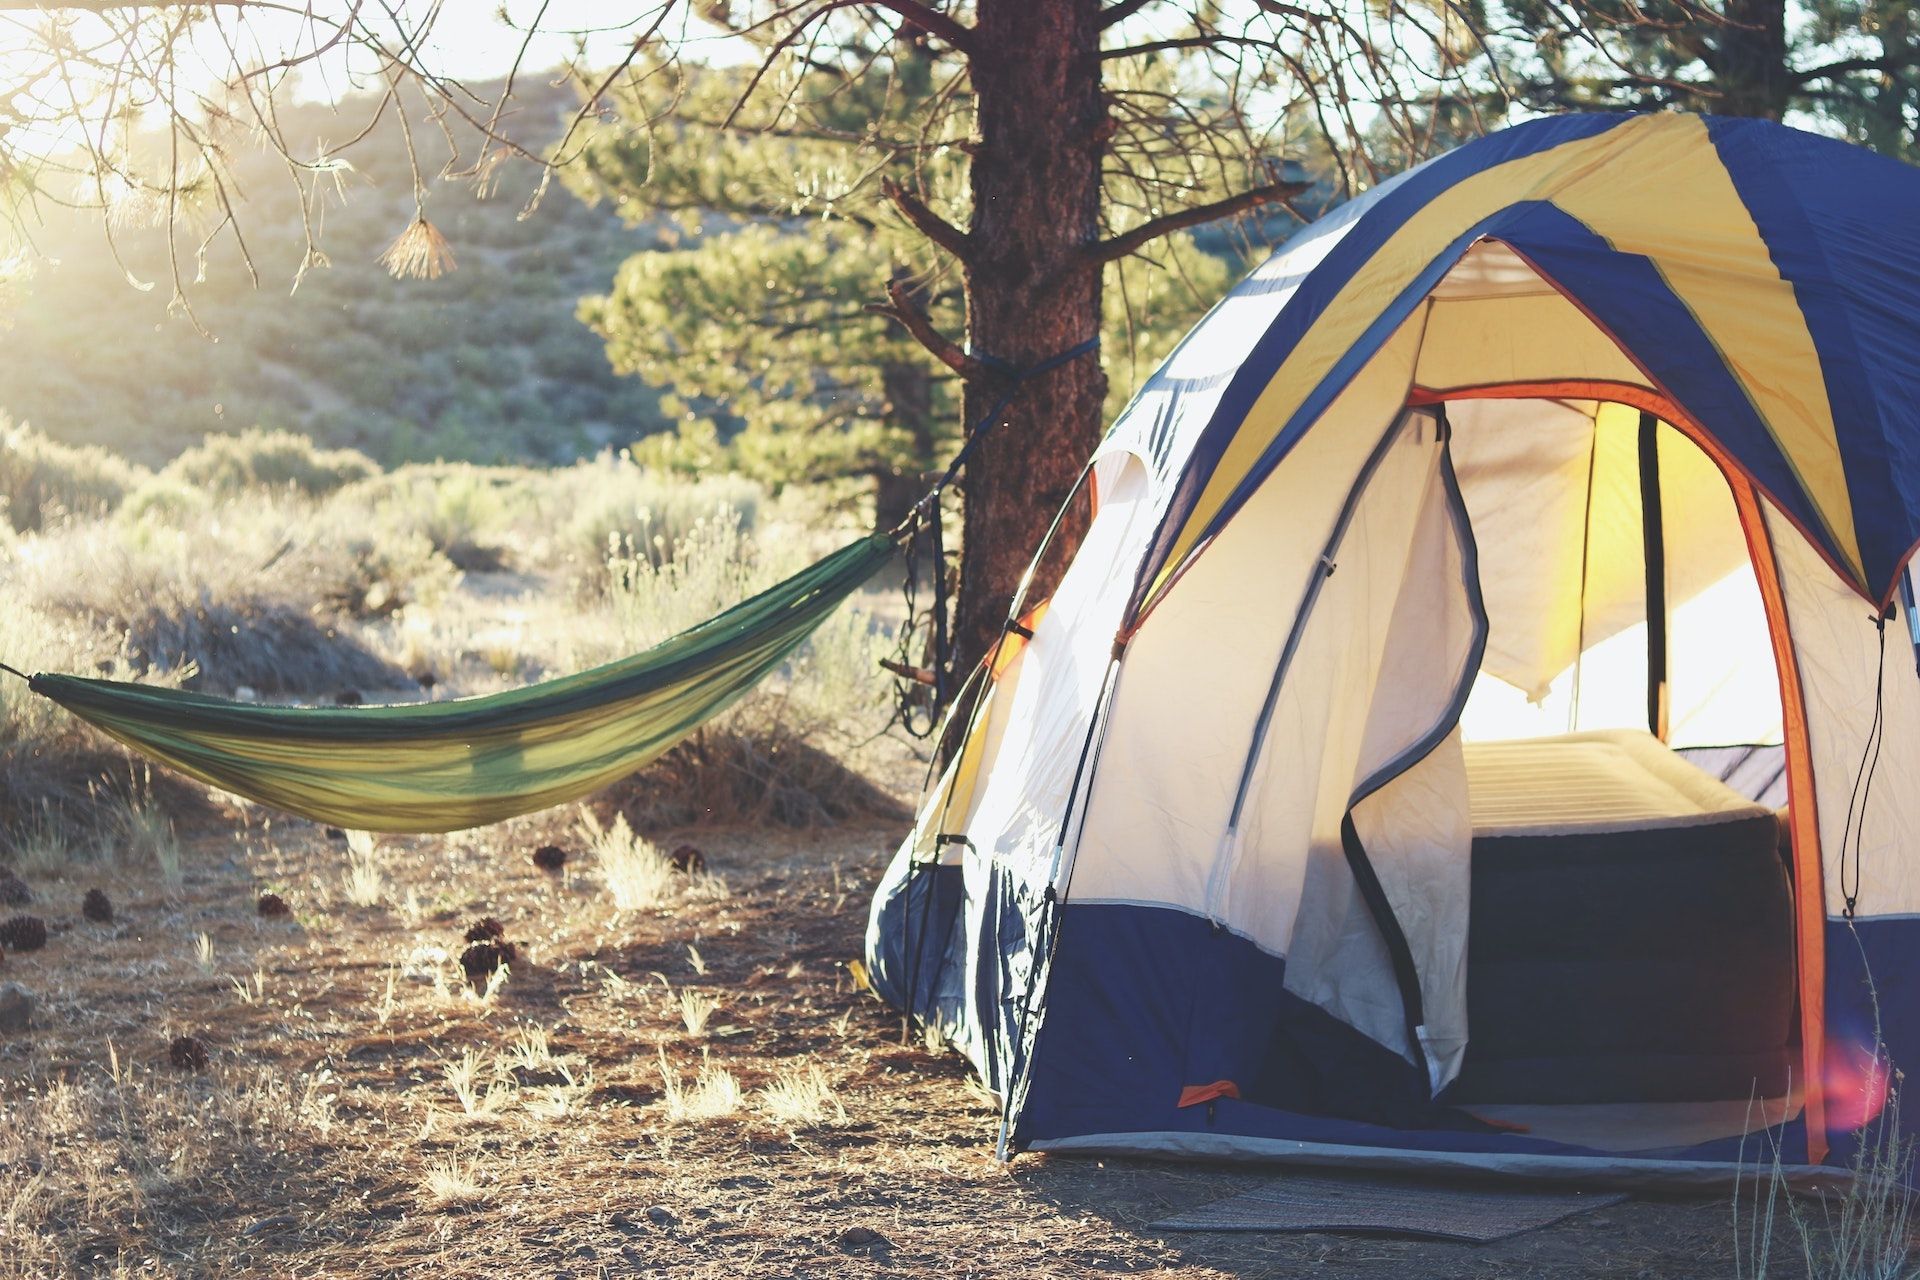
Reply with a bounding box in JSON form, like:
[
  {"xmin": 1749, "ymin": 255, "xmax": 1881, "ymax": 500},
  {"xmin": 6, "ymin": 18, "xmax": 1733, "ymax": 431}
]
[{"xmin": 22, "ymin": 534, "xmax": 897, "ymax": 833}]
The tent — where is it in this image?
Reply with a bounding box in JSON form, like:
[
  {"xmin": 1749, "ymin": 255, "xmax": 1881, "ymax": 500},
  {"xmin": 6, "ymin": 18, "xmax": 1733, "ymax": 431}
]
[{"xmin": 864, "ymin": 112, "xmax": 1920, "ymax": 1183}]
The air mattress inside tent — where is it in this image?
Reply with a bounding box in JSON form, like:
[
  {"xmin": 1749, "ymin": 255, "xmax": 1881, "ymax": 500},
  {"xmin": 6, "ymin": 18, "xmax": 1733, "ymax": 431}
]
[{"xmin": 1447, "ymin": 730, "xmax": 1795, "ymax": 1106}]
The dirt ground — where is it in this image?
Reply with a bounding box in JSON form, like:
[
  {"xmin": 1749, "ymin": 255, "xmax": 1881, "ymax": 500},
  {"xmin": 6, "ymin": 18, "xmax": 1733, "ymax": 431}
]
[{"xmin": 0, "ymin": 791, "xmax": 1771, "ymax": 1279}]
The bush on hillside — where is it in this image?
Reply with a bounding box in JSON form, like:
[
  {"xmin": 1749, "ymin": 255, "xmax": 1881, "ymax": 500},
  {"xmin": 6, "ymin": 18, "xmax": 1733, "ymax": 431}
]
[
  {"xmin": 15, "ymin": 508, "xmax": 451, "ymax": 695},
  {"xmin": 160, "ymin": 428, "xmax": 379, "ymax": 498},
  {"xmin": 555, "ymin": 452, "xmax": 763, "ymax": 589},
  {"xmin": 0, "ymin": 421, "xmax": 148, "ymax": 532},
  {"xmin": 579, "ymin": 507, "xmax": 900, "ymax": 828}
]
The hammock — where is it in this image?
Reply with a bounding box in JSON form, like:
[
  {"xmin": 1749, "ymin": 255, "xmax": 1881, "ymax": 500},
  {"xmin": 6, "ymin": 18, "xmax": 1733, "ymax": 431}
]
[{"xmin": 21, "ymin": 534, "xmax": 897, "ymax": 833}]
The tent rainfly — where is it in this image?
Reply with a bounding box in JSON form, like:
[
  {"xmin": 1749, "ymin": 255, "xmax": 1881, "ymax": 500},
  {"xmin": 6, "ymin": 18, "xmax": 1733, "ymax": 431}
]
[{"xmin": 866, "ymin": 113, "xmax": 1920, "ymax": 1183}]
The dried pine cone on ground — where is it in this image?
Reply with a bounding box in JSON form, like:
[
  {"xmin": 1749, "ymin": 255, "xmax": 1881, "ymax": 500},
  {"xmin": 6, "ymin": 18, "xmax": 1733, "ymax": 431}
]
[
  {"xmin": 82, "ymin": 889, "xmax": 113, "ymax": 923},
  {"xmin": 459, "ymin": 939, "xmax": 519, "ymax": 987},
  {"xmin": 0, "ymin": 916, "xmax": 47, "ymax": 953},
  {"xmin": 257, "ymin": 892, "xmax": 291, "ymax": 918},
  {"xmin": 169, "ymin": 1035, "xmax": 209, "ymax": 1071},
  {"xmin": 464, "ymin": 917, "xmax": 506, "ymax": 944}
]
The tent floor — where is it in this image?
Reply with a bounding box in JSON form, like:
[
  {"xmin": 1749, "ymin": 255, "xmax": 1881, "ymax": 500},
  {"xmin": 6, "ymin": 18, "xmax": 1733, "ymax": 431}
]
[{"xmin": 1464, "ymin": 1089, "xmax": 1802, "ymax": 1153}]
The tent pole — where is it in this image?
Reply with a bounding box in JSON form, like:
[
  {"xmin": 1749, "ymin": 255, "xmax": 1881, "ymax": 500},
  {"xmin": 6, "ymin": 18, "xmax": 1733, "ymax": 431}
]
[{"xmin": 1639, "ymin": 411, "xmax": 1670, "ymax": 740}]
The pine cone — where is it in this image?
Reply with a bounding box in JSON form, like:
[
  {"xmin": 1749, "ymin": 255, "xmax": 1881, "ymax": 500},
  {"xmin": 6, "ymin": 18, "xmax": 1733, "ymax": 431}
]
[
  {"xmin": 0, "ymin": 916, "xmax": 47, "ymax": 953},
  {"xmin": 82, "ymin": 889, "xmax": 113, "ymax": 924},
  {"xmin": 0, "ymin": 874, "xmax": 29, "ymax": 907},
  {"xmin": 532, "ymin": 844, "xmax": 568, "ymax": 873},
  {"xmin": 169, "ymin": 1035, "xmax": 209, "ymax": 1071},
  {"xmin": 464, "ymin": 917, "xmax": 506, "ymax": 944},
  {"xmin": 257, "ymin": 892, "xmax": 291, "ymax": 918},
  {"xmin": 459, "ymin": 938, "xmax": 518, "ymax": 987}
]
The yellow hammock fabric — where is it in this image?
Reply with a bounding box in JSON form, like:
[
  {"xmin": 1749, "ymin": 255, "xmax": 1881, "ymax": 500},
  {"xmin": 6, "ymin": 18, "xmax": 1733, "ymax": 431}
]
[{"xmin": 23, "ymin": 534, "xmax": 896, "ymax": 833}]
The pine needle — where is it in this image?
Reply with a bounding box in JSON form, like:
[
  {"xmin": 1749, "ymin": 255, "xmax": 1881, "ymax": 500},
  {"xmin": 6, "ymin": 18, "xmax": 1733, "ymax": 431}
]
[{"xmin": 379, "ymin": 217, "xmax": 456, "ymax": 280}]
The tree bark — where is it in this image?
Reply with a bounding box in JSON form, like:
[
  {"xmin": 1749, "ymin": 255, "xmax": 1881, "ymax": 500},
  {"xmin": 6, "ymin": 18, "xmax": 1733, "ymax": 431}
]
[
  {"xmin": 875, "ymin": 360, "xmax": 937, "ymax": 532},
  {"xmin": 953, "ymin": 0, "xmax": 1109, "ymax": 681},
  {"xmin": 1706, "ymin": 0, "xmax": 1792, "ymax": 117}
]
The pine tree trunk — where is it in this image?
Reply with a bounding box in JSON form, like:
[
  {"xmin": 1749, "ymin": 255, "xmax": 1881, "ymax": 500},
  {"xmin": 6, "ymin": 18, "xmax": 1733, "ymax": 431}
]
[
  {"xmin": 875, "ymin": 362, "xmax": 936, "ymax": 532},
  {"xmin": 952, "ymin": 0, "xmax": 1108, "ymax": 681},
  {"xmin": 1708, "ymin": 0, "xmax": 1791, "ymax": 117}
]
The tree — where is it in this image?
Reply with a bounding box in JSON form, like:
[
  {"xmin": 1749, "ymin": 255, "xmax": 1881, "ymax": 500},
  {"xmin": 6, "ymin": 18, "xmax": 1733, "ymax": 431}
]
[
  {"xmin": 1495, "ymin": 0, "xmax": 1920, "ymax": 147},
  {"xmin": 565, "ymin": 57, "xmax": 1233, "ymax": 532},
  {"xmin": 558, "ymin": 2, "xmax": 1477, "ymax": 683},
  {"xmin": 0, "ymin": 0, "xmax": 1487, "ymax": 685}
]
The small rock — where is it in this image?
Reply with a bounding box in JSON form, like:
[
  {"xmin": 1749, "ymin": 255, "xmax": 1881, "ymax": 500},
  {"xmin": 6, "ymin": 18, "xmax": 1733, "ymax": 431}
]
[
  {"xmin": 81, "ymin": 888, "xmax": 113, "ymax": 924},
  {"xmin": 169, "ymin": 1035, "xmax": 210, "ymax": 1071},
  {"xmin": 0, "ymin": 983, "xmax": 31, "ymax": 1033},
  {"xmin": 257, "ymin": 892, "xmax": 291, "ymax": 918},
  {"xmin": 645, "ymin": 1204, "xmax": 679, "ymax": 1228},
  {"xmin": 324, "ymin": 827, "xmax": 347, "ymax": 843},
  {"xmin": 669, "ymin": 845, "xmax": 706, "ymax": 875},
  {"xmin": 532, "ymin": 844, "xmax": 568, "ymax": 874},
  {"xmin": 838, "ymin": 1225, "xmax": 889, "ymax": 1251}
]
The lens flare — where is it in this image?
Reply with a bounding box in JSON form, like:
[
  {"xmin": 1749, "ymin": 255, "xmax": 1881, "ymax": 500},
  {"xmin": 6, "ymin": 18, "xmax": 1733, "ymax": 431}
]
[{"xmin": 1823, "ymin": 1036, "xmax": 1894, "ymax": 1134}]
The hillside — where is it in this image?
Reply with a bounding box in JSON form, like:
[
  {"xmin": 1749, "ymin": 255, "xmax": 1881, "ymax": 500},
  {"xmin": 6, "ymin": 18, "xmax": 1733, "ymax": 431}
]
[{"xmin": 0, "ymin": 79, "xmax": 670, "ymax": 468}]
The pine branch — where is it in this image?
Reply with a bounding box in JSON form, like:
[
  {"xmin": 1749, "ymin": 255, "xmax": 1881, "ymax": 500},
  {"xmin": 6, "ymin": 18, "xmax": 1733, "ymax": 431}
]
[
  {"xmin": 1086, "ymin": 179, "xmax": 1306, "ymax": 264},
  {"xmin": 866, "ymin": 277, "xmax": 987, "ymax": 381},
  {"xmin": 0, "ymin": 1, "xmax": 249, "ymax": 7},
  {"xmin": 1791, "ymin": 48, "xmax": 1920, "ymax": 84},
  {"xmin": 881, "ymin": 177, "xmax": 972, "ymax": 261},
  {"xmin": 865, "ymin": 0, "xmax": 975, "ymax": 52},
  {"xmin": 1099, "ymin": 0, "xmax": 1157, "ymax": 28}
]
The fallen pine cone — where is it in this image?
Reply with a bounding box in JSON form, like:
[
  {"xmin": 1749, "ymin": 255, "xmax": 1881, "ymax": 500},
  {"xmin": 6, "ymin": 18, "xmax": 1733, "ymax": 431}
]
[
  {"xmin": 0, "ymin": 874, "xmax": 29, "ymax": 907},
  {"xmin": 669, "ymin": 845, "xmax": 706, "ymax": 875},
  {"xmin": 82, "ymin": 889, "xmax": 113, "ymax": 924},
  {"xmin": 169, "ymin": 1035, "xmax": 209, "ymax": 1071},
  {"xmin": 459, "ymin": 938, "xmax": 518, "ymax": 987},
  {"xmin": 532, "ymin": 844, "xmax": 567, "ymax": 874},
  {"xmin": 257, "ymin": 892, "xmax": 291, "ymax": 919},
  {"xmin": 463, "ymin": 917, "xmax": 506, "ymax": 945},
  {"xmin": 0, "ymin": 916, "xmax": 46, "ymax": 953}
]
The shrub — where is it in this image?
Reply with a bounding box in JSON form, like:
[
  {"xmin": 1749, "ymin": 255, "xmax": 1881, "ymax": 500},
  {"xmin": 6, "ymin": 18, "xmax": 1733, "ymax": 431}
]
[
  {"xmin": 14, "ymin": 507, "xmax": 439, "ymax": 695},
  {"xmin": 0, "ymin": 420, "xmax": 147, "ymax": 532},
  {"xmin": 160, "ymin": 427, "xmax": 379, "ymax": 498},
  {"xmin": 579, "ymin": 504, "xmax": 904, "ymax": 829},
  {"xmin": 551, "ymin": 452, "xmax": 763, "ymax": 586}
]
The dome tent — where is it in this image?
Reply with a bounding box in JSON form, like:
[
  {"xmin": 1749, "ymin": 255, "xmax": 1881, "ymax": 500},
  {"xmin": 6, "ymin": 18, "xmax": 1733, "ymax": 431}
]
[{"xmin": 864, "ymin": 112, "xmax": 1920, "ymax": 1182}]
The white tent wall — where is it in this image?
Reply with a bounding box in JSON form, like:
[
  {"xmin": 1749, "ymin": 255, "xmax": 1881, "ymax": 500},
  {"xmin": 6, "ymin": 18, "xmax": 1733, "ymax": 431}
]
[
  {"xmin": 862, "ymin": 448, "xmax": 1160, "ymax": 1083},
  {"xmin": 1280, "ymin": 444, "xmax": 1482, "ymax": 1088},
  {"xmin": 950, "ymin": 450, "xmax": 1156, "ymax": 875},
  {"xmin": 1765, "ymin": 502, "xmax": 1920, "ymax": 918},
  {"xmin": 1065, "ymin": 314, "xmax": 1427, "ymax": 920}
]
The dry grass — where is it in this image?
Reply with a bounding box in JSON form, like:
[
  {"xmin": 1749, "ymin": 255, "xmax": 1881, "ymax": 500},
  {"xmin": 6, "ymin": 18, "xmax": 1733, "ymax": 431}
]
[
  {"xmin": 581, "ymin": 810, "xmax": 675, "ymax": 910},
  {"xmin": 758, "ymin": 1060, "xmax": 847, "ymax": 1130},
  {"xmin": 0, "ymin": 808, "xmax": 1783, "ymax": 1279},
  {"xmin": 676, "ymin": 986, "xmax": 719, "ymax": 1037},
  {"xmin": 657, "ymin": 1047, "xmax": 743, "ymax": 1123},
  {"xmin": 422, "ymin": 1154, "xmax": 487, "ymax": 1210}
]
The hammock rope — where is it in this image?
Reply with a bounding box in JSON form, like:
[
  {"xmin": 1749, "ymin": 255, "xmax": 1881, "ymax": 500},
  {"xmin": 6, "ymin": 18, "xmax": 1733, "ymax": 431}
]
[{"xmin": 5, "ymin": 336, "xmax": 1099, "ymax": 834}]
